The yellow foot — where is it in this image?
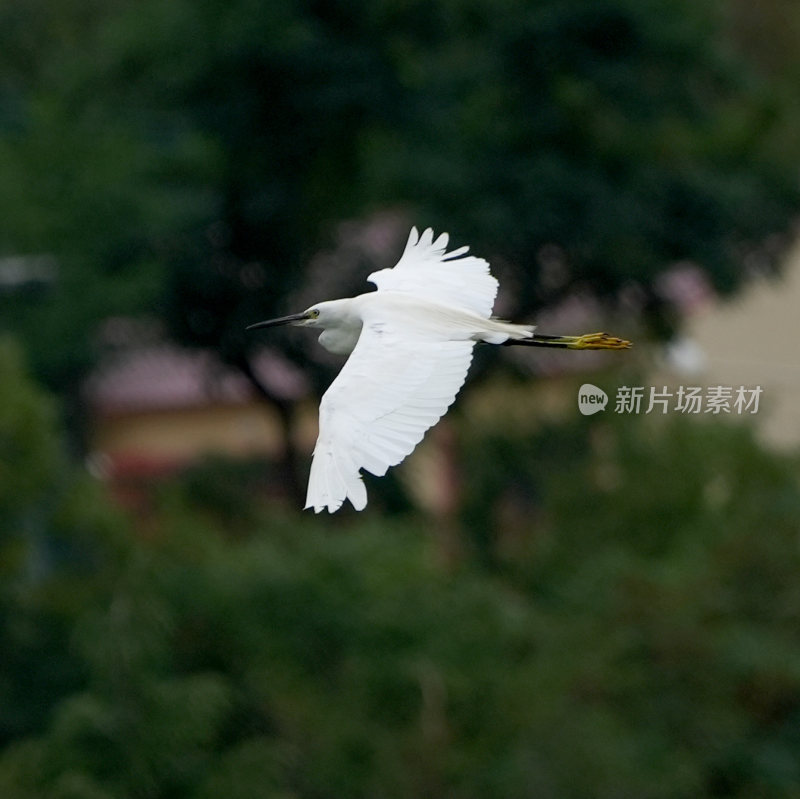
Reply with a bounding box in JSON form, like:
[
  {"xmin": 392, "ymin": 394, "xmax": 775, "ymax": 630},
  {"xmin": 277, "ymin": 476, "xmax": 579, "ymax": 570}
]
[{"xmin": 558, "ymin": 332, "xmax": 632, "ymax": 350}]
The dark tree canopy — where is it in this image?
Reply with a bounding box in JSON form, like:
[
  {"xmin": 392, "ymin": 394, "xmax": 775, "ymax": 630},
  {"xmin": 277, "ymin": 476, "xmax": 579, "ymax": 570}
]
[{"xmin": 0, "ymin": 0, "xmax": 798, "ymax": 394}]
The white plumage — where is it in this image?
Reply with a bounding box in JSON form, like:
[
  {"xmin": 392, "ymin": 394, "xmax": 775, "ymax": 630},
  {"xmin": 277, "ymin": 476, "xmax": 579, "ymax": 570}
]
[
  {"xmin": 306, "ymin": 227, "xmax": 531, "ymax": 512},
  {"xmin": 367, "ymin": 226, "xmax": 499, "ymax": 318},
  {"xmin": 247, "ymin": 226, "xmax": 630, "ymax": 513}
]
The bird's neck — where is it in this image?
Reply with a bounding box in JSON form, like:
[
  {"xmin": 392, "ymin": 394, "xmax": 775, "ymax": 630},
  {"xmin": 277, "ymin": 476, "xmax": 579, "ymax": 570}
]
[
  {"xmin": 316, "ymin": 297, "xmax": 363, "ymax": 355},
  {"xmin": 317, "ymin": 297, "xmax": 360, "ymax": 328}
]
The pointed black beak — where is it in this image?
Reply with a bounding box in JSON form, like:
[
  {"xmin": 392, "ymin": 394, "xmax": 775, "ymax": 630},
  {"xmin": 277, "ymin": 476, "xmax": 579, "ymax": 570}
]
[{"xmin": 246, "ymin": 311, "xmax": 310, "ymax": 331}]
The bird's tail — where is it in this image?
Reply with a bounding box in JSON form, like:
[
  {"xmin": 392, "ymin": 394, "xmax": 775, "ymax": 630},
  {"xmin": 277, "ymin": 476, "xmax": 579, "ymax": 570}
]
[{"xmin": 476, "ymin": 319, "xmax": 535, "ymax": 344}]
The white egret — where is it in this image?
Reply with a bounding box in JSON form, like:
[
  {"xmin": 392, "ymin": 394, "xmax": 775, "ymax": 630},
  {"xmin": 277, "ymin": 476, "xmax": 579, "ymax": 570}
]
[{"xmin": 248, "ymin": 227, "xmax": 630, "ymax": 513}]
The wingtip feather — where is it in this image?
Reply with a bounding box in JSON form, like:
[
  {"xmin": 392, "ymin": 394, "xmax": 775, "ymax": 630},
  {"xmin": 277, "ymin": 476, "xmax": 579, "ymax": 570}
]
[
  {"xmin": 305, "ymin": 443, "xmax": 369, "ymax": 513},
  {"xmin": 442, "ymin": 244, "xmax": 469, "ymax": 260},
  {"xmin": 432, "ymin": 231, "xmax": 449, "ymax": 251}
]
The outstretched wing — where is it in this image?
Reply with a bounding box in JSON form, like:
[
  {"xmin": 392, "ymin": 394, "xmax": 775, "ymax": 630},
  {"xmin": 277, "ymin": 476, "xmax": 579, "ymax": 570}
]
[
  {"xmin": 305, "ymin": 316, "xmax": 475, "ymax": 513},
  {"xmin": 368, "ymin": 227, "xmax": 498, "ymax": 318}
]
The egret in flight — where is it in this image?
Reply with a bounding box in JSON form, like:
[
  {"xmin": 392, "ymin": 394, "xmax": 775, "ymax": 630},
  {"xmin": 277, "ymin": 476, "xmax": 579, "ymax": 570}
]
[{"xmin": 248, "ymin": 227, "xmax": 630, "ymax": 513}]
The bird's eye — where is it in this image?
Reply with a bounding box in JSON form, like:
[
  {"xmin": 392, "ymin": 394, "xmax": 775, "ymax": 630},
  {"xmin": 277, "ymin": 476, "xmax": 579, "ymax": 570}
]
[{"xmin": 310, "ymin": 309, "xmax": 320, "ymax": 318}]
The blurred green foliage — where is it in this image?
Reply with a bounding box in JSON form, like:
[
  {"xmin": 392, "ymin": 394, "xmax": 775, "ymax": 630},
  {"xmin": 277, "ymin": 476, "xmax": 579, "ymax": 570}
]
[
  {"xmin": 0, "ymin": 338, "xmax": 126, "ymax": 747},
  {"xmin": 2, "ymin": 0, "xmax": 800, "ymax": 795},
  {"xmin": 1, "ymin": 341, "xmax": 799, "ymax": 797}
]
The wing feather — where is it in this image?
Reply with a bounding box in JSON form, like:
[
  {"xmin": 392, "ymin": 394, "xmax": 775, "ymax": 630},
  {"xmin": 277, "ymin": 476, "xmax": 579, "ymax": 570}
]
[
  {"xmin": 367, "ymin": 227, "xmax": 498, "ymax": 318},
  {"xmin": 305, "ymin": 318, "xmax": 474, "ymax": 513}
]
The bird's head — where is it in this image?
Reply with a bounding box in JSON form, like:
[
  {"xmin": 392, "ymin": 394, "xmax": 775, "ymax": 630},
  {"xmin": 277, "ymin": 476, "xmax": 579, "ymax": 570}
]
[
  {"xmin": 246, "ymin": 300, "xmax": 346, "ymax": 332},
  {"xmin": 247, "ymin": 304, "xmax": 325, "ymax": 331}
]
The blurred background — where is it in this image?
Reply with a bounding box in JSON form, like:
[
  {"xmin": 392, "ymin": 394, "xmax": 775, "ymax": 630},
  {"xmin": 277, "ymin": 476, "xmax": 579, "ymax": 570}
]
[{"xmin": 2, "ymin": 0, "xmax": 800, "ymax": 796}]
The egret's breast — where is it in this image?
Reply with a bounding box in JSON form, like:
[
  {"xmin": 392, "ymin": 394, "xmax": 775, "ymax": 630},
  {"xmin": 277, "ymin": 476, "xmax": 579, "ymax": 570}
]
[{"xmin": 319, "ymin": 325, "xmax": 362, "ymax": 355}]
